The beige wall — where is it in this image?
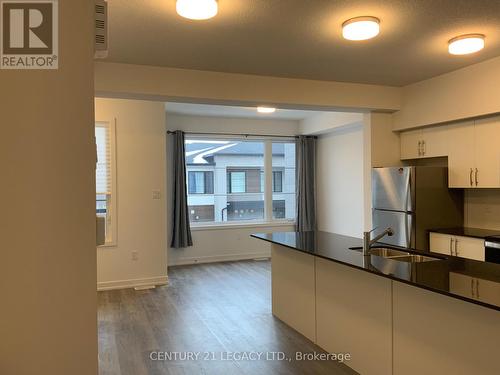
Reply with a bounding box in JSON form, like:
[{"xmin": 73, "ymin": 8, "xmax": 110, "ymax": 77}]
[
  {"xmin": 166, "ymin": 112, "xmax": 297, "ymax": 265},
  {"xmin": 95, "ymin": 62, "xmax": 401, "ymax": 112},
  {"xmin": 394, "ymin": 56, "xmax": 500, "ymax": 130},
  {"xmin": 0, "ymin": 1, "xmax": 97, "ymax": 374},
  {"xmin": 95, "ymin": 98, "xmax": 168, "ymax": 289}
]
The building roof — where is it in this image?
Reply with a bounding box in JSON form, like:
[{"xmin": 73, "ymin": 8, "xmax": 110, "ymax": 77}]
[{"xmin": 185, "ymin": 141, "xmax": 285, "ymax": 165}]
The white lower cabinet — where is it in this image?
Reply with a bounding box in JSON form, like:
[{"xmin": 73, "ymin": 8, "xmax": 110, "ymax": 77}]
[
  {"xmin": 315, "ymin": 258, "xmax": 392, "ymax": 375},
  {"xmin": 393, "ymin": 282, "xmax": 500, "ymax": 375},
  {"xmin": 429, "ymin": 232, "xmax": 485, "ymax": 261},
  {"xmin": 271, "ymin": 244, "xmax": 500, "ymax": 375},
  {"xmin": 450, "ymin": 272, "xmax": 500, "ymax": 306}
]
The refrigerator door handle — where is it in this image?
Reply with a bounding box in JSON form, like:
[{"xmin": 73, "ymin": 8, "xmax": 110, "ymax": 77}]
[{"xmin": 404, "ymin": 213, "xmax": 411, "ymax": 248}]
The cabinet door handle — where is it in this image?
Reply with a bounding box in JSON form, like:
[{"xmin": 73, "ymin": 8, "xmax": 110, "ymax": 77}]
[
  {"xmin": 422, "ymin": 140, "xmax": 426, "ymax": 156},
  {"xmin": 471, "ymin": 279, "xmax": 475, "ymax": 298},
  {"xmin": 476, "ymin": 279, "xmax": 480, "ymax": 298},
  {"xmin": 470, "ymin": 168, "xmax": 474, "ymax": 186},
  {"xmin": 475, "ymin": 168, "xmax": 478, "ymax": 186},
  {"xmin": 418, "ymin": 141, "xmax": 422, "ymax": 156},
  {"xmin": 449, "ymin": 238, "xmax": 454, "ymax": 255},
  {"xmin": 455, "ymin": 239, "xmax": 459, "ymax": 256}
]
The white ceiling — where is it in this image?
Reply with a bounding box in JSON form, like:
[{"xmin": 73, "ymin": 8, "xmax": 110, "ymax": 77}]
[
  {"xmin": 104, "ymin": 0, "xmax": 500, "ymax": 86},
  {"xmin": 165, "ymin": 102, "xmax": 321, "ymax": 120}
]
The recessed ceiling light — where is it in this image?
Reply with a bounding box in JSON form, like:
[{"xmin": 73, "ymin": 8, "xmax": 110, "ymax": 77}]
[
  {"xmin": 342, "ymin": 16, "xmax": 380, "ymax": 41},
  {"xmin": 448, "ymin": 34, "xmax": 485, "ymax": 55},
  {"xmin": 257, "ymin": 107, "xmax": 276, "ymax": 114},
  {"xmin": 176, "ymin": 0, "xmax": 218, "ymax": 20}
]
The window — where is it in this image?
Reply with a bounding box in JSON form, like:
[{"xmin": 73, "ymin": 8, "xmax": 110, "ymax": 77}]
[
  {"xmin": 272, "ymin": 142, "xmax": 295, "ymax": 220},
  {"xmin": 95, "ymin": 121, "xmax": 117, "ymax": 245},
  {"xmin": 188, "ymin": 171, "xmax": 214, "ymax": 194},
  {"xmin": 185, "ymin": 137, "xmax": 296, "ymax": 225},
  {"xmin": 273, "ymin": 170, "xmax": 283, "ymax": 192}
]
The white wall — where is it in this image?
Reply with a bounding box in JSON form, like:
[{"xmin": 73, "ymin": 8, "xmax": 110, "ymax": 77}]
[
  {"xmin": 95, "ymin": 62, "xmax": 401, "ymax": 112},
  {"xmin": 465, "ymin": 190, "xmax": 500, "ymax": 231},
  {"xmin": 0, "ymin": 1, "xmax": 97, "ymax": 374},
  {"xmin": 301, "ymin": 113, "xmax": 365, "ymax": 237},
  {"xmin": 394, "ymin": 56, "xmax": 500, "ymax": 130},
  {"xmin": 95, "ymin": 98, "xmax": 168, "ymax": 290},
  {"xmin": 299, "ymin": 111, "xmax": 363, "ymax": 135},
  {"xmin": 166, "ymin": 113, "xmax": 297, "ymax": 265},
  {"xmin": 316, "ymin": 125, "xmax": 365, "ymax": 237}
]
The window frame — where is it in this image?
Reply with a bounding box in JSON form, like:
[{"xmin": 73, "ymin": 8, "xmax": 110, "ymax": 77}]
[
  {"xmin": 96, "ymin": 119, "xmax": 118, "ymax": 247},
  {"xmin": 185, "ymin": 135, "xmax": 296, "ymax": 228}
]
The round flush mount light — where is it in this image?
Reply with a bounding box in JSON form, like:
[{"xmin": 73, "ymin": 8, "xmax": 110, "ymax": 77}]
[
  {"xmin": 448, "ymin": 34, "xmax": 485, "ymax": 55},
  {"xmin": 342, "ymin": 16, "xmax": 380, "ymax": 41},
  {"xmin": 257, "ymin": 107, "xmax": 277, "ymax": 114},
  {"xmin": 176, "ymin": 0, "xmax": 218, "ymax": 20}
]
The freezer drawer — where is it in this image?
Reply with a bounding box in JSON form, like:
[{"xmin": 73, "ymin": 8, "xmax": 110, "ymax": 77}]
[
  {"xmin": 372, "ymin": 167, "xmax": 413, "ymax": 212},
  {"xmin": 372, "ymin": 209, "xmax": 413, "ymax": 248}
]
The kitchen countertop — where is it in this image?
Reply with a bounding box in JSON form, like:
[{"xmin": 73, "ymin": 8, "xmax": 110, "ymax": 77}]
[
  {"xmin": 429, "ymin": 227, "xmax": 500, "ymax": 239},
  {"xmin": 251, "ymin": 231, "xmax": 500, "ymax": 311}
]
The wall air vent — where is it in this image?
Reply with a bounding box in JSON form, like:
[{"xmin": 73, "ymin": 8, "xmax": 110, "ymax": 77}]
[{"xmin": 95, "ymin": 0, "xmax": 108, "ymax": 59}]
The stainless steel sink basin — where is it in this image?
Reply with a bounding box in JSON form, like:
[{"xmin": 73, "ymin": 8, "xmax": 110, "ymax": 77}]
[
  {"xmin": 370, "ymin": 248, "xmax": 409, "ymax": 258},
  {"xmin": 370, "ymin": 247, "xmax": 441, "ymax": 263}
]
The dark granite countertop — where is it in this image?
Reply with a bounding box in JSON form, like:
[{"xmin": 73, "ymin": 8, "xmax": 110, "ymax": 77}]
[
  {"xmin": 251, "ymin": 231, "xmax": 500, "ymax": 311},
  {"xmin": 429, "ymin": 227, "xmax": 500, "ymax": 239}
]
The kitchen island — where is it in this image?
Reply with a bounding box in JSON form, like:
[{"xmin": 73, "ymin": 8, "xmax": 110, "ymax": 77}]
[{"xmin": 252, "ymin": 231, "xmax": 500, "ymax": 375}]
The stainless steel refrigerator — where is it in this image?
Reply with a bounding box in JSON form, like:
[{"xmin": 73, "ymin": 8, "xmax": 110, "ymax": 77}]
[{"xmin": 372, "ymin": 166, "xmax": 463, "ymax": 251}]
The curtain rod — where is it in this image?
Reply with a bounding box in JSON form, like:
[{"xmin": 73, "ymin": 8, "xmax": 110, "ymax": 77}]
[{"xmin": 166, "ymin": 131, "xmax": 317, "ymax": 139}]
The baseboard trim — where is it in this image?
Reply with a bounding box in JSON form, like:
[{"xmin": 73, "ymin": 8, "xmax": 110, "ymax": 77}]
[
  {"xmin": 97, "ymin": 275, "xmax": 168, "ymax": 291},
  {"xmin": 168, "ymin": 251, "xmax": 271, "ymax": 266}
]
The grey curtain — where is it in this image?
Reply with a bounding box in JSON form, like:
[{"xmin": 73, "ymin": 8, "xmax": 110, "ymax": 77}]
[
  {"xmin": 171, "ymin": 131, "xmax": 193, "ymax": 248},
  {"xmin": 296, "ymin": 136, "xmax": 317, "ymax": 232}
]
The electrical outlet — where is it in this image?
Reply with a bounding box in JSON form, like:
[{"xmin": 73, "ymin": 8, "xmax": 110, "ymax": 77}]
[
  {"xmin": 152, "ymin": 190, "xmax": 161, "ymax": 200},
  {"xmin": 131, "ymin": 251, "xmax": 139, "ymax": 261}
]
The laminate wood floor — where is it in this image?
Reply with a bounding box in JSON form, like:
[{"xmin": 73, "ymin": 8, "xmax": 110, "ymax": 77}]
[{"xmin": 98, "ymin": 260, "xmax": 358, "ymax": 375}]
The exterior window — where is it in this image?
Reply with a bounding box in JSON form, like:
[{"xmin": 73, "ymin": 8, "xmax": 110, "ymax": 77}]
[
  {"xmin": 227, "ymin": 171, "xmax": 247, "ymax": 193},
  {"xmin": 95, "ymin": 121, "xmax": 117, "ymax": 245},
  {"xmin": 273, "ymin": 170, "xmax": 283, "ymax": 192},
  {"xmin": 188, "ymin": 171, "xmax": 214, "ymax": 194},
  {"xmin": 272, "ymin": 142, "xmax": 296, "ymax": 220},
  {"xmin": 185, "ymin": 137, "xmax": 295, "ymax": 225},
  {"xmin": 189, "ymin": 205, "xmax": 215, "ymax": 222}
]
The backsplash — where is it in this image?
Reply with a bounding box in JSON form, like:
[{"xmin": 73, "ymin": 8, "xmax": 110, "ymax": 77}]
[{"xmin": 465, "ymin": 189, "xmax": 500, "ymax": 230}]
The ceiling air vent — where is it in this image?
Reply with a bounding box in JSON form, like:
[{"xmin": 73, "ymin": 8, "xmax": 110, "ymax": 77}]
[{"xmin": 95, "ymin": 0, "xmax": 108, "ymax": 59}]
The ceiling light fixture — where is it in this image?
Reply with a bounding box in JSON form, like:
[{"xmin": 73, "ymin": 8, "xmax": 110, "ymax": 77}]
[
  {"xmin": 342, "ymin": 16, "xmax": 380, "ymax": 41},
  {"xmin": 176, "ymin": 0, "xmax": 218, "ymax": 20},
  {"xmin": 257, "ymin": 107, "xmax": 276, "ymax": 114},
  {"xmin": 448, "ymin": 34, "xmax": 485, "ymax": 55}
]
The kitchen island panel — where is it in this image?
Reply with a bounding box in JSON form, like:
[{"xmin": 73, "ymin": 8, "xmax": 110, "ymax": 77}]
[
  {"xmin": 271, "ymin": 244, "xmax": 316, "ymax": 342},
  {"xmin": 393, "ymin": 282, "xmax": 500, "ymax": 375},
  {"xmin": 316, "ymin": 257, "xmax": 393, "ymax": 375}
]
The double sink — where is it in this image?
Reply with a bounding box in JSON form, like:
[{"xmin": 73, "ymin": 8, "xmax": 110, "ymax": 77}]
[{"xmin": 369, "ymin": 247, "xmax": 441, "ymax": 263}]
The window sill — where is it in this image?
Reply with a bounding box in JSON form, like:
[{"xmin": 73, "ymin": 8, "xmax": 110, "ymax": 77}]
[
  {"xmin": 191, "ymin": 221, "xmax": 296, "ymax": 231},
  {"xmin": 97, "ymin": 242, "xmax": 117, "ymax": 249}
]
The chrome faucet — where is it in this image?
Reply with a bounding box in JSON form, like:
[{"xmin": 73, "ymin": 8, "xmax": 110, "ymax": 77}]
[{"xmin": 363, "ymin": 227, "xmax": 394, "ymax": 256}]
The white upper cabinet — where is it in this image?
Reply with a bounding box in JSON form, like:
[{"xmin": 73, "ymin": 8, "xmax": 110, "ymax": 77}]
[
  {"xmin": 448, "ymin": 116, "xmax": 500, "ymax": 188},
  {"xmin": 473, "ymin": 116, "xmax": 500, "ymax": 188},
  {"xmin": 400, "ymin": 115, "xmax": 500, "ymax": 188},
  {"xmin": 448, "ymin": 121, "xmax": 475, "ymax": 188},
  {"xmin": 400, "ymin": 126, "xmax": 448, "ymax": 160},
  {"xmin": 400, "ymin": 129, "xmax": 422, "ymax": 159}
]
